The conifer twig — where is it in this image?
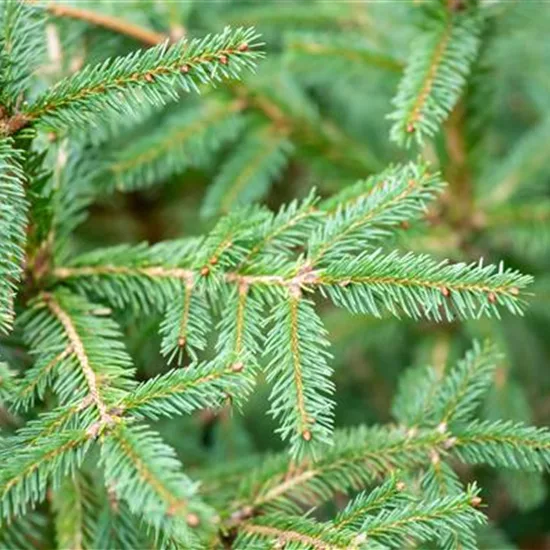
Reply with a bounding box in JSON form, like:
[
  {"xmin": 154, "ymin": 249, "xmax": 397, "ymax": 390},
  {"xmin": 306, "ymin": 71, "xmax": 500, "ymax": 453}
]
[
  {"xmin": 42, "ymin": 293, "xmax": 112, "ymax": 427},
  {"xmin": 29, "ymin": 1, "xmax": 166, "ymax": 46}
]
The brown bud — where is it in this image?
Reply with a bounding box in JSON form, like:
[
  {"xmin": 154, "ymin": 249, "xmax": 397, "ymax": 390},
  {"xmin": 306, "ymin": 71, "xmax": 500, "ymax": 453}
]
[
  {"xmin": 210, "ymin": 256, "xmax": 218, "ymax": 265},
  {"xmin": 509, "ymin": 287, "xmax": 520, "ymax": 296},
  {"xmin": 302, "ymin": 429, "xmax": 312, "ymax": 441},
  {"xmin": 219, "ymin": 54, "xmax": 229, "ymax": 65},
  {"xmin": 238, "ymin": 43, "xmax": 249, "ymax": 52},
  {"xmin": 488, "ymin": 292, "xmax": 497, "ymax": 304},
  {"xmin": 180, "ymin": 64, "xmax": 190, "ymax": 73},
  {"xmin": 441, "ymin": 286, "xmax": 450, "ymax": 297},
  {"xmin": 178, "ymin": 336, "xmax": 186, "ymax": 348},
  {"xmin": 231, "ymin": 362, "xmax": 244, "ymax": 373},
  {"xmin": 443, "ymin": 436, "xmax": 457, "ymax": 449},
  {"xmin": 144, "ymin": 73, "xmax": 155, "ymax": 82},
  {"xmin": 407, "ymin": 123, "xmax": 415, "ymax": 133},
  {"xmin": 200, "ymin": 266, "xmax": 210, "ymax": 277},
  {"xmin": 241, "ymin": 505, "xmax": 254, "ymax": 519},
  {"xmin": 47, "ymin": 132, "xmax": 57, "ymax": 142},
  {"xmin": 471, "ymin": 496, "xmax": 482, "ymax": 508},
  {"xmin": 400, "ymin": 220, "xmax": 410, "ymax": 230},
  {"xmin": 396, "ymin": 481, "xmax": 406, "ymax": 492},
  {"xmin": 186, "ymin": 513, "xmax": 200, "ymax": 527}
]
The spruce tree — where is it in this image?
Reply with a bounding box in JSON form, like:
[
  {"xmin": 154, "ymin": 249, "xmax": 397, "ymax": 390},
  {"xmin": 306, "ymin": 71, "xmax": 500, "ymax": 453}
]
[{"xmin": 1, "ymin": 0, "xmax": 549, "ymax": 548}]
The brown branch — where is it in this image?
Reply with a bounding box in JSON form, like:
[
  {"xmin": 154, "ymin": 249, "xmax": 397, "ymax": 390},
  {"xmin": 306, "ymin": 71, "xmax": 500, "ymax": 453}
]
[
  {"xmin": 406, "ymin": 20, "xmax": 453, "ymax": 134},
  {"xmin": 444, "ymin": 100, "xmax": 475, "ymax": 230},
  {"xmin": 42, "ymin": 293, "xmax": 111, "ymax": 425},
  {"xmin": 241, "ymin": 523, "xmax": 345, "ymax": 550},
  {"xmin": 29, "ymin": 1, "xmax": 167, "ymax": 46}
]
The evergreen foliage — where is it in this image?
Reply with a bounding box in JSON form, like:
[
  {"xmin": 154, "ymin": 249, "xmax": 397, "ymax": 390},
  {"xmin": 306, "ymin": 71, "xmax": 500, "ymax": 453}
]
[{"xmin": 0, "ymin": 0, "xmax": 548, "ymax": 548}]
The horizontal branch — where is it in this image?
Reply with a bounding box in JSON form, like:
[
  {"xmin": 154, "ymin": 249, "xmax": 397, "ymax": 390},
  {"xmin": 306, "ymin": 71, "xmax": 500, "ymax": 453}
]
[
  {"xmin": 12, "ymin": 26, "xmax": 261, "ymax": 135},
  {"xmin": 38, "ymin": 2, "xmax": 166, "ymax": 46}
]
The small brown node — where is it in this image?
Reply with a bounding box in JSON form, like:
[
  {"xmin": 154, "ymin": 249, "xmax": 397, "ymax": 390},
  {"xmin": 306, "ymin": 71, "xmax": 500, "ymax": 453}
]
[
  {"xmin": 144, "ymin": 73, "xmax": 155, "ymax": 82},
  {"xmin": 241, "ymin": 505, "xmax": 254, "ymax": 519},
  {"xmin": 238, "ymin": 43, "xmax": 249, "ymax": 52},
  {"xmin": 178, "ymin": 336, "xmax": 186, "ymax": 348},
  {"xmin": 488, "ymin": 292, "xmax": 497, "ymax": 304},
  {"xmin": 210, "ymin": 256, "xmax": 218, "ymax": 265},
  {"xmin": 396, "ymin": 481, "xmax": 406, "ymax": 492},
  {"xmin": 471, "ymin": 496, "xmax": 482, "ymax": 508},
  {"xmin": 400, "ymin": 220, "xmax": 410, "ymax": 230},
  {"xmin": 441, "ymin": 286, "xmax": 450, "ymax": 297},
  {"xmin": 443, "ymin": 436, "xmax": 457, "ymax": 449},
  {"xmin": 509, "ymin": 287, "xmax": 520, "ymax": 296},
  {"xmin": 406, "ymin": 123, "xmax": 416, "ymax": 133},
  {"xmin": 200, "ymin": 266, "xmax": 210, "ymax": 277},
  {"xmin": 231, "ymin": 362, "xmax": 244, "ymax": 373},
  {"xmin": 302, "ymin": 429, "xmax": 312, "ymax": 442},
  {"xmin": 180, "ymin": 64, "xmax": 190, "ymax": 73},
  {"xmin": 186, "ymin": 513, "xmax": 200, "ymax": 527},
  {"xmin": 219, "ymin": 54, "xmax": 229, "ymax": 65}
]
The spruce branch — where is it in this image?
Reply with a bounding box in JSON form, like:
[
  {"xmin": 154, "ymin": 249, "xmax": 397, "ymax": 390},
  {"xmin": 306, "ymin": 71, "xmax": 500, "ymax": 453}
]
[
  {"xmin": 433, "ymin": 340, "xmax": 499, "ymax": 424},
  {"xmin": 309, "ymin": 161, "xmax": 444, "ymax": 262},
  {"xmin": 105, "ymin": 98, "xmax": 246, "ymax": 192},
  {"xmin": 265, "ymin": 294, "xmax": 335, "ymax": 459},
  {"xmin": 0, "ymin": 427, "xmax": 93, "ymax": 520},
  {"xmin": 235, "ymin": 190, "xmax": 320, "ymax": 267},
  {"xmin": 0, "ymin": 138, "xmax": 27, "ymax": 334},
  {"xmin": 285, "ymin": 31, "xmax": 404, "ymax": 74},
  {"xmin": 201, "ymin": 124, "xmax": 293, "ymax": 217},
  {"xmin": 231, "ymin": 426, "xmax": 449, "ymax": 515},
  {"xmin": 332, "ymin": 477, "xmax": 409, "ymax": 531},
  {"xmin": 392, "ymin": 364, "xmax": 441, "ymax": 428},
  {"xmin": 0, "ymin": 511, "xmax": 49, "ymax": 550},
  {"xmin": 160, "ymin": 278, "xmax": 211, "ymax": 365},
  {"xmin": 388, "ymin": 6, "xmax": 482, "ymax": 147},
  {"xmin": 320, "ymin": 250, "xmax": 531, "ymax": 321},
  {"xmin": 100, "ymin": 423, "xmax": 207, "ymax": 538},
  {"xmin": 238, "ymin": 513, "xmax": 354, "ymax": 550},
  {"xmin": 35, "ymin": 1, "xmax": 166, "ymax": 46},
  {"xmin": 227, "ymin": 79, "xmax": 381, "ymax": 175},
  {"xmin": 52, "ymin": 239, "xmax": 202, "ymax": 313},
  {"xmin": 453, "ymin": 420, "xmax": 550, "ymax": 471},
  {"xmin": 93, "ymin": 495, "xmax": 143, "ymax": 550},
  {"xmin": 359, "ymin": 484, "xmax": 485, "ymax": 548},
  {"xmin": 15, "ymin": 290, "xmax": 135, "ymax": 417},
  {"xmin": 18, "ymin": 26, "xmax": 262, "ymax": 136},
  {"xmin": 0, "ymin": 362, "xmax": 18, "ymax": 404},
  {"xmin": 214, "ymin": 284, "xmax": 264, "ymax": 373},
  {"xmin": 52, "ymin": 473, "xmax": 98, "ymax": 550},
  {"xmin": 118, "ymin": 358, "xmax": 255, "ymax": 421},
  {"xmin": 484, "ymin": 200, "xmax": 550, "ymax": 260},
  {"xmin": 0, "ymin": 0, "xmax": 44, "ymax": 109},
  {"xmin": 482, "ymin": 116, "xmax": 550, "ymax": 205}
]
